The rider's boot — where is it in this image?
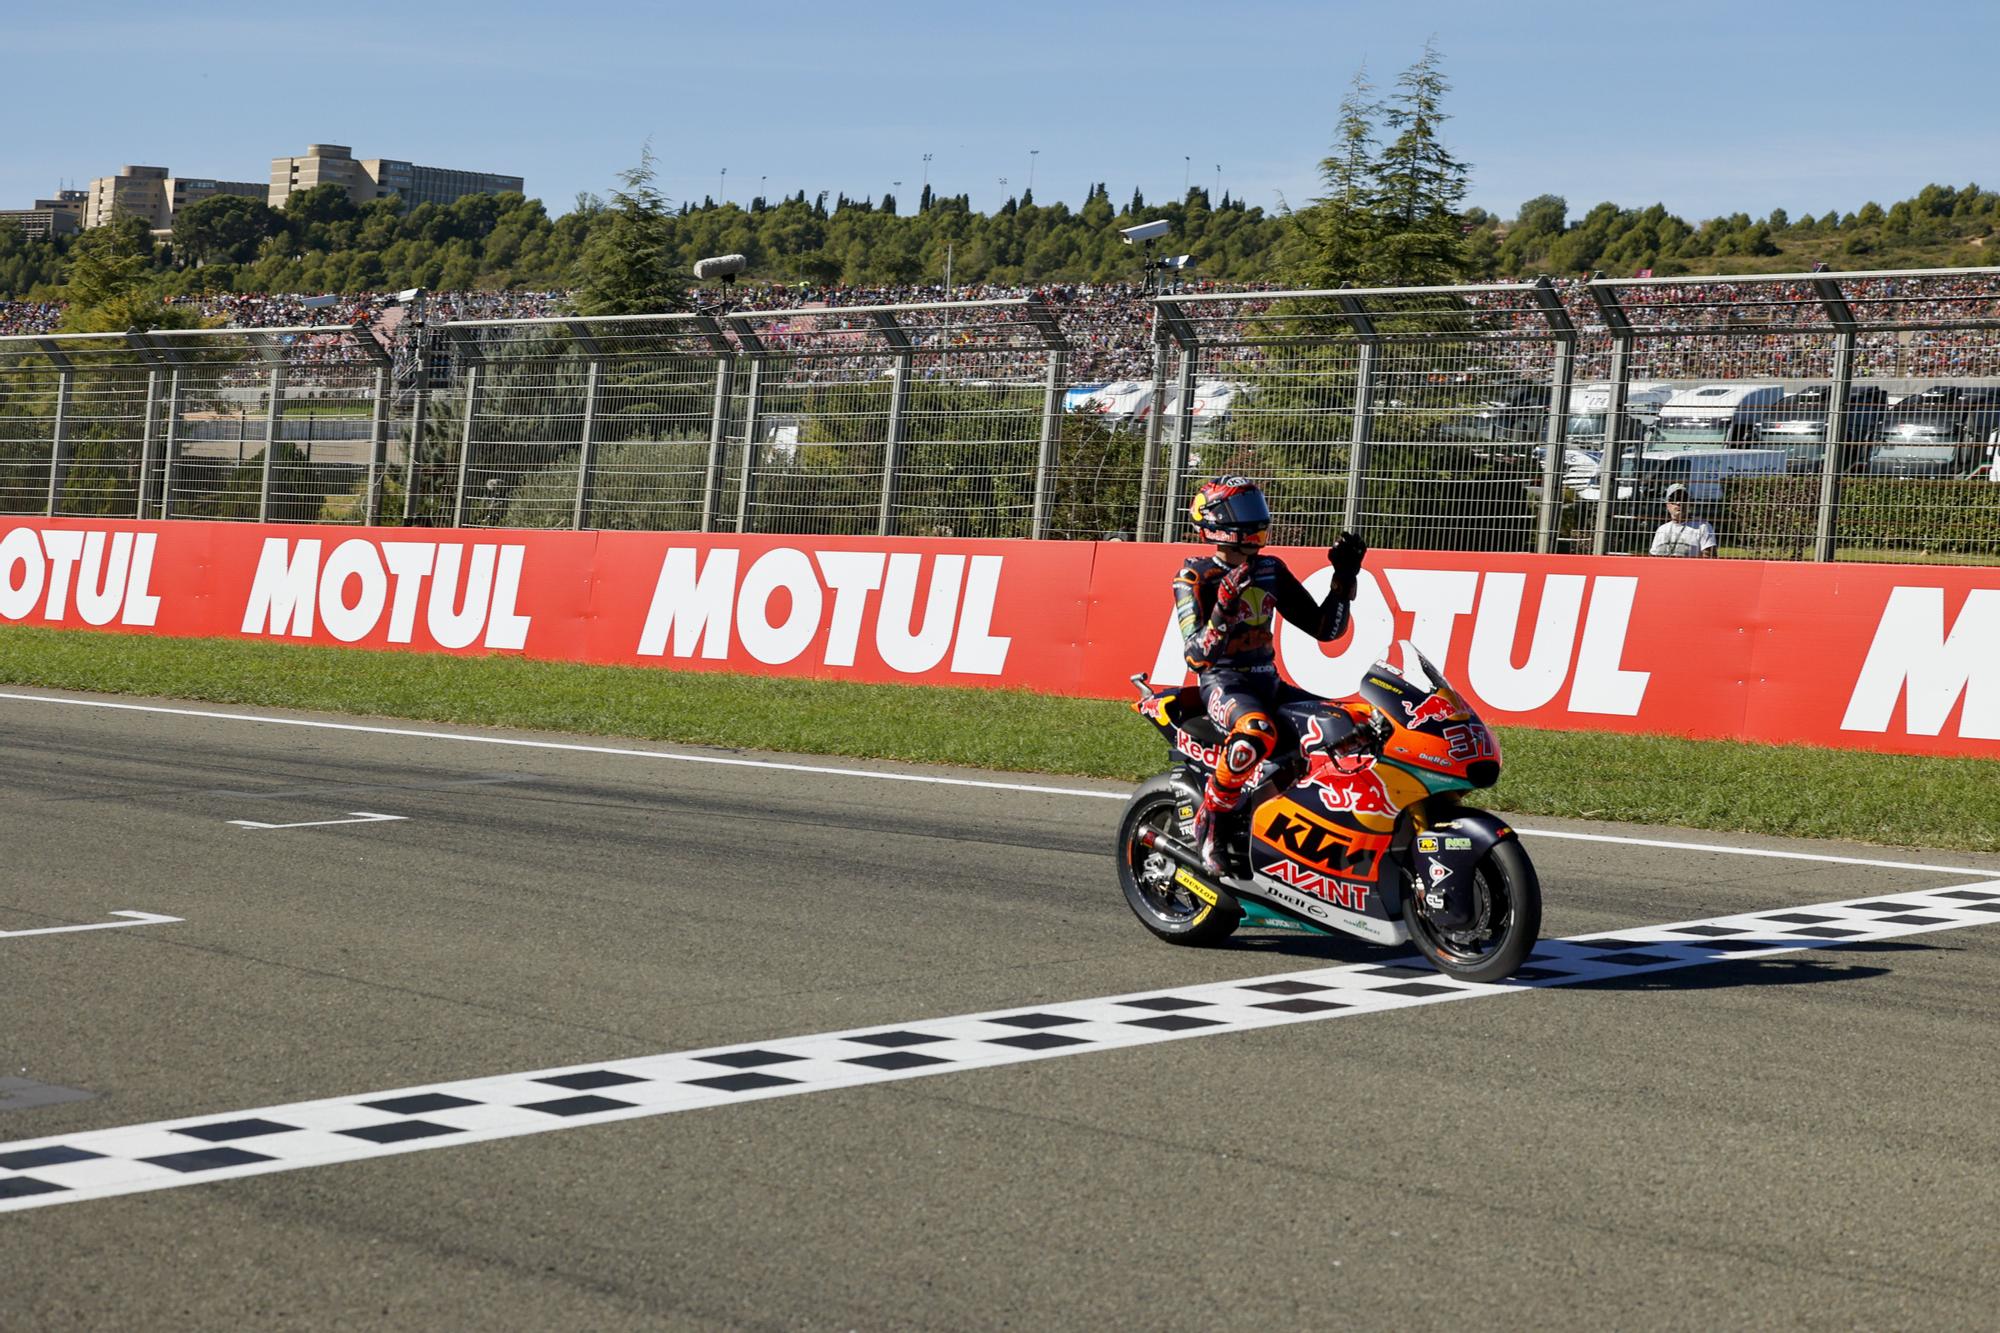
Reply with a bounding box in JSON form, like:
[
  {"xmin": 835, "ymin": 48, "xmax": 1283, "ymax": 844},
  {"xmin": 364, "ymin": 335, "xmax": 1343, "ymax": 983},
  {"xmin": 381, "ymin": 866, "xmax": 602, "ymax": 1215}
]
[{"xmin": 1191, "ymin": 784, "xmax": 1246, "ymax": 878}]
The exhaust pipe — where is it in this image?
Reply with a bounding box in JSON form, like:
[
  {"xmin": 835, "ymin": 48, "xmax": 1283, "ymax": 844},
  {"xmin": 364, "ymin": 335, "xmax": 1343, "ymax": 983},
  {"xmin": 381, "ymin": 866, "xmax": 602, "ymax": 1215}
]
[{"xmin": 1136, "ymin": 826, "xmax": 1243, "ymax": 909}]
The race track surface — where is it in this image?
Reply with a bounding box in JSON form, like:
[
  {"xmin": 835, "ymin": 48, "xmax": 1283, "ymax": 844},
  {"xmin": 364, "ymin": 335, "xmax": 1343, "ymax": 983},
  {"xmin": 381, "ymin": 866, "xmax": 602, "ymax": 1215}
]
[{"xmin": 2, "ymin": 689, "xmax": 1996, "ymax": 1330}]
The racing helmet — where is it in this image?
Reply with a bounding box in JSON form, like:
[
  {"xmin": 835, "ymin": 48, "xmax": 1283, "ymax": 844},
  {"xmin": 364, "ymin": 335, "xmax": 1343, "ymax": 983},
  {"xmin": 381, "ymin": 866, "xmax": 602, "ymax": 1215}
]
[{"xmin": 1190, "ymin": 475, "xmax": 1271, "ymax": 547}]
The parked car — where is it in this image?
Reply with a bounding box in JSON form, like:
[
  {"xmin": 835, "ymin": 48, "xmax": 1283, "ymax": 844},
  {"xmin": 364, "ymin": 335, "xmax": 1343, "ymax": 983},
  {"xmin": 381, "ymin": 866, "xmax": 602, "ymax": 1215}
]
[{"xmin": 1752, "ymin": 384, "xmax": 1888, "ymax": 473}]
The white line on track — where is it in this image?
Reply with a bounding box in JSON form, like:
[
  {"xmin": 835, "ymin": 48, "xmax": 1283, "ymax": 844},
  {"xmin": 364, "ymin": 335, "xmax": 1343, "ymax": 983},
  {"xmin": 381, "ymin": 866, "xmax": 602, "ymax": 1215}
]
[
  {"xmin": 228, "ymin": 812, "xmax": 408, "ymax": 831},
  {"xmin": 0, "ymin": 691, "xmax": 1120, "ymax": 799},
  {"xmin": 2, "ymin": 879, "xmax": 1996, "ymax": 1214},
  {"xmin": 1, "ymin": 689, "xmax": 1993, "ymax": 878},
  {"xmin": 0, "ymin": 910, "xmax": 182, "ymax": 939}
]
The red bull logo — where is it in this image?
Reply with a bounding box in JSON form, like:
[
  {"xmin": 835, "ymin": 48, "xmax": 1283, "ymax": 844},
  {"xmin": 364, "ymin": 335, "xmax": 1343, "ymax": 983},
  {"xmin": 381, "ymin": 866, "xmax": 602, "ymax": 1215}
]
[
  {"xmin": 1402, "ymin": 692, "xmax": 1459, "ymax": 728},
  {"xmin": 1301, "ymin": 752, "xmax": 1396, "ymax": 817}
]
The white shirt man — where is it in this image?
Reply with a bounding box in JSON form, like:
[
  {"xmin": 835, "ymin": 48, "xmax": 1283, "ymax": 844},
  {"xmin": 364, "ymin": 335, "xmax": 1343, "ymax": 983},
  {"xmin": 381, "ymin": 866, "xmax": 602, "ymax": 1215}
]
[{"xmin": 1650, "ymin": 484, "xmax": 1717, "ymax": 557}]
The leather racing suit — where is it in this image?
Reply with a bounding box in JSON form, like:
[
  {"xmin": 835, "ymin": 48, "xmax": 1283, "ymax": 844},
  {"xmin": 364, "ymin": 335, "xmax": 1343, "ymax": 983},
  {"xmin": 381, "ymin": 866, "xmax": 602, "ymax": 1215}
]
[{"xmin": 1173, "ymin": 552, "xmax": 1356, "ymax": 852}]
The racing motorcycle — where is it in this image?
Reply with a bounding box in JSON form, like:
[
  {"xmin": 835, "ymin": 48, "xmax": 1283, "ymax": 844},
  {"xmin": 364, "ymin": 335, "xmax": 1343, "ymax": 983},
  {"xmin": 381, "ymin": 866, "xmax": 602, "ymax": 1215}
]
[{"xmin": 1116, "ymin": 647, "xmax": 1540, "ymax": 982}]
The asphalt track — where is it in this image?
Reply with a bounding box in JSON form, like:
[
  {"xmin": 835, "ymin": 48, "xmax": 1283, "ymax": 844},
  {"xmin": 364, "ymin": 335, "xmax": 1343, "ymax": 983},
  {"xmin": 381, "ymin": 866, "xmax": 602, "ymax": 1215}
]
[{"xmin": 2, "ymin": 690, "xmax": 1997, "ymax": 1330}]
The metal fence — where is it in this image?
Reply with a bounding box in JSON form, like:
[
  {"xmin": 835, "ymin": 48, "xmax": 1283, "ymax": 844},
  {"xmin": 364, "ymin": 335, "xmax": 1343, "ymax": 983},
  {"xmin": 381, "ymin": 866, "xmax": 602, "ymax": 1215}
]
[{"xmin": 5, "ymin": 266, "xmax": 2000, "ymax": 562}]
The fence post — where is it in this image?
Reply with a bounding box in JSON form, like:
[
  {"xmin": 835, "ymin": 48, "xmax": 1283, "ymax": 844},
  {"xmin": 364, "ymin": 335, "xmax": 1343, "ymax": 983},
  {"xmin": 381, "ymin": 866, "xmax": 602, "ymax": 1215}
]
[
  {"xmin": 1813, "ymin": 328, "xmax": 1857, "ymax": 561},
  {"xmin": 1811, "ymin": 276, "xmax": 1860, "ymax": 563},
  {"xmin": 1030, "ymin": 349, "xmax": 1066, "ymax": 540},
  {"xmin": 136, "ymin": 368, "xmax": 159, "ymax": 520},
  {"xmin": 399, "ymin": 335, "xmax": 431, "ymax": 525},
  {"xmin": 877, "ymin": 350, "xmax": 912, "ymax": 537},
  {"xmin": 1589, "ymin": 338, "xmax": 1632, "ymax": 557},
  {"xmin": 571, "ymin": 357, "xmax": 603, "ymax": 531},
  {"xmin": 363, "ymin": 366, "xmax": 389, "ymax": 525},
  {"xmin": 159, "ymin": 369, "xmax": 181, "ymax": 520},
  {"xmin": 734, "ymin": 357, "xmax": 766, "ymax": 535},
  {"xmin": 1161, "ymin": 345, "xmax": 1199, "ymax": 542},
  {"xmin": 1135, "ymin": 310, "xmax": 1170, "ymax": 541},
  {"xmin": 1586, "ymin": 281, "xmax": 1635, "ymax": 557},
  {"xmin": 450, "ymin": 362, "xmax": 480, "ymax": 528},
  {"xmin": 1340, "ymin": 341, "xmax": 1377, "ymax": 533},
  {"xmin": 1336, "ymin": 294, "xmax": 1380, "ymax": 535},
  {"xmin": 700, "ymin": 355, "xmax": 734, "ymax": 533},
  {"xmin": 257, "ymin": 363, "xmax": 285, "ymax": 523},
  {"xmin": 45, "ymin": 367, "xmax": 72, "ymax": 517},
  {"xmin": 1536, "ymin": 337, "xmax": 1576, "ymax": 553}
]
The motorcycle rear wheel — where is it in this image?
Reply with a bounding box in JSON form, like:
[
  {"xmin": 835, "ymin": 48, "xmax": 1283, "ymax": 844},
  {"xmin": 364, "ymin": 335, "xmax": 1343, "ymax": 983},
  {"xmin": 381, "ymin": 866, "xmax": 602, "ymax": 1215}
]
[
  {"xmin": 1403, "ymin": 839, "xmax": 1541, "ymax": 983},
  {"xmin": 1117, "ymin": 776, "xmax": 1240, "ymax": 946}
]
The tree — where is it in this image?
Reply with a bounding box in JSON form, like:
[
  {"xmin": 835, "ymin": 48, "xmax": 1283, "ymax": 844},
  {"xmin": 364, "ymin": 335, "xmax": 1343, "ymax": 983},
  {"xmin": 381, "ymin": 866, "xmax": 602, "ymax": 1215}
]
[
  {"xmin": 573, "ymin": 146, "xmax": 683, "ymax": 316},
  {"xmin": 1370, "ymin": 40, "xmax": 1472, "ymax": 283},
  {"xmin": 1287, "ymin": 68, "xmax": 1383, "ymax": 287},
  {"xmin": 173, "ymin": 194, "xmax": 281, "ymax": 266}
]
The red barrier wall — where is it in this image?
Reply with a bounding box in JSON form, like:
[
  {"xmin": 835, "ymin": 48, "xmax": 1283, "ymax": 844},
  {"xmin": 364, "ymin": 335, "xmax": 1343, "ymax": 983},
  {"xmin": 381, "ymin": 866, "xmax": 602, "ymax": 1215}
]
[{"xmin": 1, "ymin": 518, "xmax": 1995, "ymax": 760}]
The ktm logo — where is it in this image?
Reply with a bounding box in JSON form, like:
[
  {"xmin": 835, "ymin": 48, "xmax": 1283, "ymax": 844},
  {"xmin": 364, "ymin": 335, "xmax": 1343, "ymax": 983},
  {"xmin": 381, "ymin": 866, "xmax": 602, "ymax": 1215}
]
[{"xmin": 1258, "ymin": 808, "xmax": 1383, "ymax": 881}]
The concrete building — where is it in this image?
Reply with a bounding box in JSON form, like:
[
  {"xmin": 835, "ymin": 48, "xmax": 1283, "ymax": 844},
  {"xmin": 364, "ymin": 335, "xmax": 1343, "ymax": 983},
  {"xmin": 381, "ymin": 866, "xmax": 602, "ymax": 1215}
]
[
  {"xmin": 83, "ymin": 166, "xmax": 264, "ymax": 229},
  {"xmin": 268, "ymin": 144, "xmax": 523, "ymax": 211},
  {"xmin": 1, "ymin": 190, "xmax": 87, "ymax": 239}
]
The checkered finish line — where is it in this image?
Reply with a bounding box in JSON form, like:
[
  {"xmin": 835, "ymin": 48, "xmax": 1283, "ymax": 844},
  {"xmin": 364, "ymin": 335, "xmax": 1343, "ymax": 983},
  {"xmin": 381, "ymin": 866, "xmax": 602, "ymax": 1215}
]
[{"xmin": 5, "ymin": 881, "xmax": 1998, "ymax": 1214}]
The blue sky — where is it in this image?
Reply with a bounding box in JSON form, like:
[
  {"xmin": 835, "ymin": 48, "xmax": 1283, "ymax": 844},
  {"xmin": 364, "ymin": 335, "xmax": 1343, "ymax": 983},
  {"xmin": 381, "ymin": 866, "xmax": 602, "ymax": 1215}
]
[{"xmin": 9, "ymin": 1, "xmax": 1993, "ymax": 226}]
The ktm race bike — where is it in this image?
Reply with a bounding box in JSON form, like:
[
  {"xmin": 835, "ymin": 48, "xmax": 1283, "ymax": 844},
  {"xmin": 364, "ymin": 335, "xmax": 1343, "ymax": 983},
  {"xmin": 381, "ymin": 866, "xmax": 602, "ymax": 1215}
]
[{"xmin": 1117, "ymin": 647, "xmax": 1541, "ymax": 983}]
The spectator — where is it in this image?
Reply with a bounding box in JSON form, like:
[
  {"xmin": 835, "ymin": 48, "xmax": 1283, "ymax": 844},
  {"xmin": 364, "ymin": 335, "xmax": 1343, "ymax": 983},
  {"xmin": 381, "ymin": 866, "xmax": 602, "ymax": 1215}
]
[{"xmin": 1650, "ymin": 483, "xmax": 1717, "ymax": 557}]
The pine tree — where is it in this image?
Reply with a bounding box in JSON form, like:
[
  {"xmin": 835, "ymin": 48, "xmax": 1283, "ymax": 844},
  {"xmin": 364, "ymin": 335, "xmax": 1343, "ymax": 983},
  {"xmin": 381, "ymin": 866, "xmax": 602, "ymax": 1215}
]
[
  {"xmin": 1288, "ymin": 67, "xmax": 1383, "ymax": 287},
  {"xmin": 1371, "ymin": 40, "xmax": 1472, "ymax": 284},
  {"xmin": 573, "ymin": 146, "xmax": 683, "ymax": 316}
]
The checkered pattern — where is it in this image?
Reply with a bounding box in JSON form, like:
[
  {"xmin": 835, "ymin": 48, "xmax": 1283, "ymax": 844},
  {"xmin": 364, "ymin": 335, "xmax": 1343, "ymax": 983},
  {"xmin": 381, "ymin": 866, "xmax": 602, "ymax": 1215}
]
[{"xmin": 4, "ymin": 880, "xmax": 1996, "ymax": 1214}]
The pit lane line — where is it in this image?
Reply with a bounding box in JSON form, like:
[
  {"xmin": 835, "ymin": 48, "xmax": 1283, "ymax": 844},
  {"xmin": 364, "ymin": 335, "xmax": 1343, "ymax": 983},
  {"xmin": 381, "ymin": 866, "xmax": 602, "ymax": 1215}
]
[
  {"xmin": 3, "ymin": 877, "xmax": 1997, "ymax": 1215},
  {"xmin": 1, "ymin": 690, "xmax": 1993, "ymax": 879}
]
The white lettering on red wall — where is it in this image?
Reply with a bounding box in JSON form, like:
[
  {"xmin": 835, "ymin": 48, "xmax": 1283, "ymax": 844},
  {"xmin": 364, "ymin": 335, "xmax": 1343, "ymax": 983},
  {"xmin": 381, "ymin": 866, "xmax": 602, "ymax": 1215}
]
[
  {"xmin": 1842, "ymin": 586, "xmax": 2000, "ymax": 740},
  {"xmin": 239, "ymin": 538, "xmax": 532, "ymax": 649},
  {"xmin": 637, "ymin": 547, "xmax": 1012, "ymax": 675},
  {"xmin": 0, "ymin": 527, "xmax": 160, "ymax": 628}
]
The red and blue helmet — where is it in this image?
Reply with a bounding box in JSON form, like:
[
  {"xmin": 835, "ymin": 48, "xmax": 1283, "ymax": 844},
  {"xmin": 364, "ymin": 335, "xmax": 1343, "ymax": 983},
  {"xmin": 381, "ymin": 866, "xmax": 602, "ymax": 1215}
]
[{"xmin": 1190, "ymin": 475, "xmax": 1271, "ymax": 546}]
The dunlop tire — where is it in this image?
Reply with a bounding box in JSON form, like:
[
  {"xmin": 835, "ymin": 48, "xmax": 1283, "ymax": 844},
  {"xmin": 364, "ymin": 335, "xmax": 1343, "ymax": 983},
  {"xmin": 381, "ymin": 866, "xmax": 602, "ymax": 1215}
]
[{"xmin": 1116, "ymin": 775, "xmax": 1241, "ymax": 946}]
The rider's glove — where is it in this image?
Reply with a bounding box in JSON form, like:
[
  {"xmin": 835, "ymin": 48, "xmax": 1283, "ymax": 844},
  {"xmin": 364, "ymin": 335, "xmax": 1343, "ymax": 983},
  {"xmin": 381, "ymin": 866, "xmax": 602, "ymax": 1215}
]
[
  {"xmin": 1214, "ymin": 560, "xmax": 1255, "ymax": 619},
  {"xmin": 1327, "ymin": 531, "xmax": 1368, "ymax": 581}
]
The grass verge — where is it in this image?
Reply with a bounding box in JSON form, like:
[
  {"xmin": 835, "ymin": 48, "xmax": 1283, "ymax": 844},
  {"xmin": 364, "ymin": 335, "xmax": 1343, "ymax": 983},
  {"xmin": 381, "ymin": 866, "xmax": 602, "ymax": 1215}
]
[{"xmin": 1, "ymin": 625, "xmax": 1994, "ymax": 854}]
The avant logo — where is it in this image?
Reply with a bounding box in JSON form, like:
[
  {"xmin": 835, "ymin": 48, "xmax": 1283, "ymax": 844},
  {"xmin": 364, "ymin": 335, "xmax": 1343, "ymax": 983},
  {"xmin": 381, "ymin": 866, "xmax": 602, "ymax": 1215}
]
[{"xmin": 1261, "ymin": 859, "xmax": 1371, "ymax": 913}]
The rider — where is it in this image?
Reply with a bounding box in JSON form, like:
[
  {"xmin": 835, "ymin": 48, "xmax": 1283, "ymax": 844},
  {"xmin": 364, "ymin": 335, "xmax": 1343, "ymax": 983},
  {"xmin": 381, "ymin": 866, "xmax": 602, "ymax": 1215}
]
[{"xmin": 1174, "ymin": 475, "xmax": 1372, "ymax": 875}]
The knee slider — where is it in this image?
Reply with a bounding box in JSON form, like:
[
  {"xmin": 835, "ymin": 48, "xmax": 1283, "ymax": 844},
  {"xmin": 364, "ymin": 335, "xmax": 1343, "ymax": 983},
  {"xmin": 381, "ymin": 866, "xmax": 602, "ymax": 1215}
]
[{"xmin": 1224, "ymin": 736, "xmax": 1262, "ymax": 773}]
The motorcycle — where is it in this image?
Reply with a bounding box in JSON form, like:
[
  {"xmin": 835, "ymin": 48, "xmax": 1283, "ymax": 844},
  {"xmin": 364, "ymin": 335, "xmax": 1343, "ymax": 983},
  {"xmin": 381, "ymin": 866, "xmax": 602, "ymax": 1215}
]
[{"xmin": 1116, "ymin": 647, "xmax": 1541, "ymax": 982}]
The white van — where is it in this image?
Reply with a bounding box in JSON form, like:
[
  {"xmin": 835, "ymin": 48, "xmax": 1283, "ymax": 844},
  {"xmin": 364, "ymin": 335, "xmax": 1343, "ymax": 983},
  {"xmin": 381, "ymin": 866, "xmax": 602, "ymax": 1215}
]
[
  {"xmin": 1565, "ymin": 381, "xmax": 1676, "ymax": 447},
  {"xmin": 1655, "ymin": 384, "xmax": 1786, "ymax": 447}
]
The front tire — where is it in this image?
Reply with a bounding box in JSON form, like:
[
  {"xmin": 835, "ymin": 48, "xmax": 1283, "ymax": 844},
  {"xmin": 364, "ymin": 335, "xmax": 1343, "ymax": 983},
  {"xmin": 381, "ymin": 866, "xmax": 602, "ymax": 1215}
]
[
  {"xmin": 1117, "ymin": 775, "xmax": 1240, "ymax": 946},
  {"xmin": 1404, "ymin": 839, "xmax": 1541, "ymax": 982}
]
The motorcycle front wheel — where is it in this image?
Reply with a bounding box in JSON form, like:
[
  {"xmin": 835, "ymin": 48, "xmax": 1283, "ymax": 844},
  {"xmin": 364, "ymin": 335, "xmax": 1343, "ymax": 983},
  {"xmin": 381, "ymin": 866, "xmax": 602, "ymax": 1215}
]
[
  {"xmin": 1403, "ymin": 839, "xmax": 1541, "ymax": 983},
  {"xmin": 1116, "ymin": 775, "xmax": 1240, "ymax": 946}
]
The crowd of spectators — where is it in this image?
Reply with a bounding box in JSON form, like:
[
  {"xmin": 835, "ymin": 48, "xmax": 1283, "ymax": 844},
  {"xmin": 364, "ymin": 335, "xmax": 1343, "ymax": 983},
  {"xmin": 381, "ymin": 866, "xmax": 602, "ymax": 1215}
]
[{"xmin": 10, "ymin": 274, "xmax": 2000, "ymax": 383}]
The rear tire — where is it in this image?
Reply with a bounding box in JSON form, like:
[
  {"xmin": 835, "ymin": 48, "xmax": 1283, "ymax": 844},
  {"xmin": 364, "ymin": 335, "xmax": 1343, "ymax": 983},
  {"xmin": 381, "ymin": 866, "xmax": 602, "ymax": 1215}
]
[
  {"xmin": 1117, "ymin": 776, "xmax": 1240, "ymax": 946},
  {"xmin": 1404, "ymin": 839, "xmax": 1540, "ymax": 982}
]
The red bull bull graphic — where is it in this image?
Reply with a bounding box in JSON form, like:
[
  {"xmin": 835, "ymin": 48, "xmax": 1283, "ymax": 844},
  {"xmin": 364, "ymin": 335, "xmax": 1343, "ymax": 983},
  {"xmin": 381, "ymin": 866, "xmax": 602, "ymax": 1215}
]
[
  {"xmin": 1300, "ymin": 750, "xmax": 1397, "ymax": 817},
  {"xmin": 1402, "ymin": 692, "xmax": 1461, "ymax": 728}
]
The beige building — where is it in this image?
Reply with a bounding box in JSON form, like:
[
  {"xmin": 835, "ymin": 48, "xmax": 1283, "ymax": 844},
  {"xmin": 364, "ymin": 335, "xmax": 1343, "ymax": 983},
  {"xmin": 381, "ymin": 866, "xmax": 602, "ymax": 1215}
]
[
  {"xmin": 269, "ymin": 144, "xmax": 523, "ymax": 210},
  {"xmin": 1, "ymin": 190, "xmax": 87, "ymax": 239},
  {"xmin": 83, "ymin": 166, "xmax": 264, "ymax": 229}
]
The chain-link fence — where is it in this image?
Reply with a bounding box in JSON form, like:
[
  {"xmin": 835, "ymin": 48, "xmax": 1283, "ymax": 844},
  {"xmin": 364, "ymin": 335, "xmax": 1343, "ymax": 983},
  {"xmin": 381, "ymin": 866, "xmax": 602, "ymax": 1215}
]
[
  {"xmin": 0, "ymin": 324, "xmax": 397, "ymax": 524},
  {"xmin": 6, "ymin": 267, "xmax": 2000, "ymax": 561}
]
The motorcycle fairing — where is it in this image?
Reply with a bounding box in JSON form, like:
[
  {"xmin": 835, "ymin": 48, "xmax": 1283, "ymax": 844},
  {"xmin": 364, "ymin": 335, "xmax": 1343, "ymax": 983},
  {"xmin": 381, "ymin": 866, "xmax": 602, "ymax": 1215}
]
[{"xmin": 1394, "ymin": 803, "xmax": 1519, "ymax": 932}]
